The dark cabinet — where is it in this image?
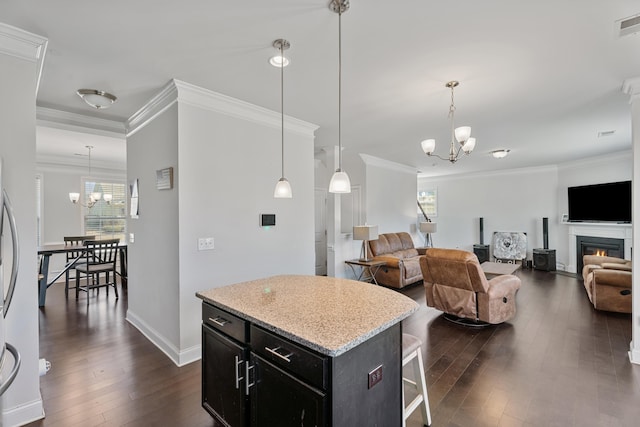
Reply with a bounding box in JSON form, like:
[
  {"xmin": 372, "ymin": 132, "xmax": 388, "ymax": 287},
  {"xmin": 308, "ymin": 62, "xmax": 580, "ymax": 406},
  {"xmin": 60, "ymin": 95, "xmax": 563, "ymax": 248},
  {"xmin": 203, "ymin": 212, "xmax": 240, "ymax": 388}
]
[
  {"xmin": 202, "ymin": 324, "xmax": 248, "ymax": 427},
  {"xmin": 250, "ymin": 353, "xmax": 326, "ymax": 427},
  {"xmin": 201, "ymin": 302, "xmax": 401, "ymax": 427}
]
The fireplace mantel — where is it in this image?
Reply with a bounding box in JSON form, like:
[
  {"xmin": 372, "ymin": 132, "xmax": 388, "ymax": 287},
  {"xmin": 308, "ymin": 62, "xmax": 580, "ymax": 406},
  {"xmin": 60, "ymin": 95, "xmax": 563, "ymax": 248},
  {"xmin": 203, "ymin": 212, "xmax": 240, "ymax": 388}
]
[{"xmin": 566, "ymin": 222, "xmax": 632, "ymax": 273}]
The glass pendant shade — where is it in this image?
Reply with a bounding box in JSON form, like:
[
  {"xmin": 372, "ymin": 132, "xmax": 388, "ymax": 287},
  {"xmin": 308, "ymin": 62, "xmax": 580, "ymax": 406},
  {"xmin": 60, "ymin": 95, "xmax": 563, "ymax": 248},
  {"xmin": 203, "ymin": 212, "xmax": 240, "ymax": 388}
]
[
  {"xmin": 274, "ymin": 178, "xmax": 293, "ymax": 198},
  {"xmin": 103, "ymin": 193, "xmax": 113, "ymax": 204},
  {"xmin": 269, "ymin": 55, "xmax": 289, "ymax": 67},
  {"xmin": 90, "ymin": 192, "xmax": 102, "ymax": 202},
  {"xmin": 462, "ymin": 137, "xmax": 476, "ymax": 153},
  {"xmin": 329, "ymin": 170, "xmax": 351, "ymax": 193},
  {"xmin": 454, "ymin": 126, "xmax": 471, "ymax": 143},
  {"xmin": 421, "ymin": 139, "xmax": 436, "ymax": 154},
  {"xmin": 69, "ymin": 192, "xmax": 80, "ymax": 203}
]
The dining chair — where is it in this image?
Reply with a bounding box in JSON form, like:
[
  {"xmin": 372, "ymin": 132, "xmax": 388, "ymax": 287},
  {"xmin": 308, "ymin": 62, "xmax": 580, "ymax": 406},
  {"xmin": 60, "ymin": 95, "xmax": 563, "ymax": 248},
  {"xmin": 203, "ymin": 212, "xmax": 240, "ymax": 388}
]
[
  {"xmin": 75, "ymin": 239, "xmax": 120, "ymax": 305},
  {"xmin": 63, "ymin": 235, "xmax": 95, "ymax": 297}
]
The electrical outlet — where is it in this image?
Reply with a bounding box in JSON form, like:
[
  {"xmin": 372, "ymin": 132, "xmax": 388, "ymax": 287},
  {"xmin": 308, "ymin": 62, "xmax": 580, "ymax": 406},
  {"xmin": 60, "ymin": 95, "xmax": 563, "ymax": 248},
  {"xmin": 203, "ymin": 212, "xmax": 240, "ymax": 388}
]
[
  {"xmin": 129, "ymin": 233, "xmax": 135, "ymax": 243},
  {"xmin": 368, "ymin": 364, "xmax": 383, "ymax": 389},
  {"xmin": 198, "ymin": 237, "xmax": 215, "ymax": 251}
]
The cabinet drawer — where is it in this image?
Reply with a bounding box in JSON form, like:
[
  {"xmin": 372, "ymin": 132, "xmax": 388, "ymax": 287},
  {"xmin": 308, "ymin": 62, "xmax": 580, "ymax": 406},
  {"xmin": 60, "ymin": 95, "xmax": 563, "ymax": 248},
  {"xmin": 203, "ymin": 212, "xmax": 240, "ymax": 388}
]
[
  {"xmin": 203, "ymin": 303, "xmax": 248, "ymax": 343},
  {"xmin": 250, "ymin": 325, "xmax": 328, "ymax": 390}
]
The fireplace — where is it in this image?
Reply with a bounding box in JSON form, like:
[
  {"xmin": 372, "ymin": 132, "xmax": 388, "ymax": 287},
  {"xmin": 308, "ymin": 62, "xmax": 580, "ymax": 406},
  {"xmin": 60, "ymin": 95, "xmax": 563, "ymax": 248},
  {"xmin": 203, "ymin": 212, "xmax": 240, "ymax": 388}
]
[{"xmin": 576, "ymin": 235, "xmax": 624, "ymax": 274}]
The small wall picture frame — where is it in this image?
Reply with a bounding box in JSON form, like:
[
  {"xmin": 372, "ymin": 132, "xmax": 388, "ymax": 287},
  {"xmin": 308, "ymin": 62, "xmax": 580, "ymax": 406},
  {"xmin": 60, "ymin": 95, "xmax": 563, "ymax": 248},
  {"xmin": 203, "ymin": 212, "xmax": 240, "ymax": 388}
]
[{"xmin": 156, "ymin": 167, "xmax": 173, "ymax": 190}]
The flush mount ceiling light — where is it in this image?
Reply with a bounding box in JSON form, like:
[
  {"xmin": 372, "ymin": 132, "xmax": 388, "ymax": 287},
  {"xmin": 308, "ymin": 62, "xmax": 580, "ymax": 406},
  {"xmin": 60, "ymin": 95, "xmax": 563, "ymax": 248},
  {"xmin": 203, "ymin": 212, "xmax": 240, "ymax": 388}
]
[
  {"xmin": 76, "ymin": 89, "xmax": 117, "ymax": 109},
  {"xmin": 420, "ymin": 81, "xmax": 476, "ymax": 164},
  {"xmin": 272, "ymin": 38, "xmax": 293, "ymax": 199},
  {"xmin": 492, "ymin": 149, "xmax": 510, "ymax": 159},
  {"xmin": 328, "ymin": 0, "xmax": 352, "ymax": 194}
]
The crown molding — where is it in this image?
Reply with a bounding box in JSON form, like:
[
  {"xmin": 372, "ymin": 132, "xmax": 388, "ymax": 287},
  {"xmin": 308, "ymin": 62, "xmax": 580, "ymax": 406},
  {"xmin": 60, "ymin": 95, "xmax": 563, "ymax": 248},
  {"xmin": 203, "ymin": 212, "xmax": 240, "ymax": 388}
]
[
  {"xmin": 126, "ymin": 80, "xmax": 178, "ymax": 137},
  {"xmin": 126, "ymin": 79, "xmax": 318, "ymax": 138},
  {"xmin": 418, "ymin": 163, "xmax": 559, "ymax": 182},
  {"xmin": 37, "ymin": 106, "xmax": 126, "ymax": 137},
  {"xmin": 0, "ymin": 23, "xmax": 48, "ymax": 95},
  {"xmin": 359, "ymin": 153, "xmax": 418, "ymax": 174},
  {"xmin": 622, "ymin": 76, "xmax": 640, "ymax": 103}
]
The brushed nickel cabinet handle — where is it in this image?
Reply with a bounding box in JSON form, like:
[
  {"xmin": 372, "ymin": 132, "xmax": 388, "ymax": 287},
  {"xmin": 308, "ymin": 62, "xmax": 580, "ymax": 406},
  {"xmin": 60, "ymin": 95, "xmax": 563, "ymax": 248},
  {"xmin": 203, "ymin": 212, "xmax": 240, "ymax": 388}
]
[
  {"xmin": 209, "ymin": 316, "xmax": 229, "ymax": 327},
  {"xmin": 234, "ymin": 355, "xmax": 244, "ymax": 389},
  {"xmin": 245, "ymin": 363, "xmax": 255, "ymax": 395},
  {"xmin": 265, "ymin": 346, "xmax": 293, "ymax": 363}
]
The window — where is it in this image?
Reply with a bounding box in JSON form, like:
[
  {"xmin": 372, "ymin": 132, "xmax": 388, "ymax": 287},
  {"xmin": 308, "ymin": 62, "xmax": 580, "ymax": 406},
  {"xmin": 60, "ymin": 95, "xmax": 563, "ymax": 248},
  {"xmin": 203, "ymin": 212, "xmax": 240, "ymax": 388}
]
[{"xmin": 83, "ymin": 180, "xmax": 126, "ymax": 241}]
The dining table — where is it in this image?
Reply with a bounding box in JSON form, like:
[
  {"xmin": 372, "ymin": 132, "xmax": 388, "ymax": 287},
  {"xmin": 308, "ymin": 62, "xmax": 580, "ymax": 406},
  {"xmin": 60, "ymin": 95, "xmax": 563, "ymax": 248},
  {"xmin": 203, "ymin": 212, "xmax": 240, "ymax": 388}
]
[{"xmin": 37, "ymin": 242, "xmax": 127, "ymax": 307}]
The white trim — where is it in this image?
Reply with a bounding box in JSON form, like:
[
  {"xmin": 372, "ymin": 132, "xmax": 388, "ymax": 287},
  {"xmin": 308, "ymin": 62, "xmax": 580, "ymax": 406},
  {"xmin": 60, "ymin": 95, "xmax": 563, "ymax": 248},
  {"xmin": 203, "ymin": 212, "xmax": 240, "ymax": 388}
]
[
  {"xmin": 360, "ymin": 153, "xmax": 418, "ymax": 174},
  {"xmin": 0, "ymin": 23, "xmax": 48, "ymax": 95},
  {"xmin": 557, "ymin": 150, "xmax": 631, "ymax": 172},
  {"xmin": 37, "ymin": 107, "xmax": 126, "ymax": 137},
  {"xmin": 1, "ymin": 396, "xmax": 44, "ymax": 427},
  {"xmin": 126, "ymin": 79, "xmax": 319, "ymax": 138},
  {"xmin": 126, "ymin": 80, "xmax": 178, "ymax": 137},
  {"xmin": 630, "ymin": 342, "xmax": 640, "ymax": 365},
  {"xmin": 419, "ymin": 163, "xmax": 558, "ymax": 181},
  {"xmin": 125, "ymin": 310, "xmax": 201, "ymax": 367},
  {"xmin": 622, "ymin": 76, "xmax": 640, "ymax": 102},
  {"xmin": 566, "ymin": 223, "xmax": 632, "ymax": 273}
]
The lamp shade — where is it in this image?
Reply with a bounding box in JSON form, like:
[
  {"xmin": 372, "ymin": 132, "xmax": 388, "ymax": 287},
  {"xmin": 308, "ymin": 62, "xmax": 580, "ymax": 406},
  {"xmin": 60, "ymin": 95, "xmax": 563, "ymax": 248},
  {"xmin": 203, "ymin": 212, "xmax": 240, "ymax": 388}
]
[
  {"xmin": 353, "ymin": 225, "xmax": 379, "ymax": 241},
  {"xmin": 329, "ymin": 170, "xmax": 351, "ymax": 193},
  {"xmin": 69, "ymin": 192, "xmax": 80, "ymax": 203},
  {"xmin": 419, "ymin": 222, "xmax": 437, "ymax": 233},
  {"xmin": 454, "ymin": 126, "xmax": 471, "ymax": 143},
  {"xmin": 462, "ymin": 137, "xmax": 476, "ymax": 153},
  {"xmin": 274, "ymin": 178, "xmax": 293, "ymax": 198},
  {"xmin": 421, "ymin": 139, "xmax": 436, "ymax": 155}
]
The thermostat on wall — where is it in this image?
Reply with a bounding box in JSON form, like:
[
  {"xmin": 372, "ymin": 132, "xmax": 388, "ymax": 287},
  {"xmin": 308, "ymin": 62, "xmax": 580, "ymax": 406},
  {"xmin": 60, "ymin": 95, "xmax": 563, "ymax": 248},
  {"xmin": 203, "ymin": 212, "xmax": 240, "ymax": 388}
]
[{"xmin": 260, "ymin": 214, "xmax": 276, "ymax": 227}]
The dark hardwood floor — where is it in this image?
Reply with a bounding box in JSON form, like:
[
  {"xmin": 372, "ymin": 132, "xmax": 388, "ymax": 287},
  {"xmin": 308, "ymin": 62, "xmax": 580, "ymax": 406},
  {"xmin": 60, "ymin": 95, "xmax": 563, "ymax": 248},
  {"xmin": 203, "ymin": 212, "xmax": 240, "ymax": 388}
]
[{"xmin": 27, "ymin": 268, "xmax": 640, "ymax": 426}]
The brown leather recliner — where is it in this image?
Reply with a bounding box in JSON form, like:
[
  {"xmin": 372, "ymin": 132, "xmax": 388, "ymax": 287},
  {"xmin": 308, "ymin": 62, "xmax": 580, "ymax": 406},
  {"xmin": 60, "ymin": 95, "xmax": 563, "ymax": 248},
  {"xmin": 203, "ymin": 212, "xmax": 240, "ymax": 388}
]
[
  {"xmin": 368, "ymin": 232, "xmax": 425, "ymax": 289},
  {"xmin": 419, "ymin": 248, "xmax": 521, "ymax": 325},
  {"xmin": 582, "ymin": 255, "xmax": 631, "ymax": 313}
]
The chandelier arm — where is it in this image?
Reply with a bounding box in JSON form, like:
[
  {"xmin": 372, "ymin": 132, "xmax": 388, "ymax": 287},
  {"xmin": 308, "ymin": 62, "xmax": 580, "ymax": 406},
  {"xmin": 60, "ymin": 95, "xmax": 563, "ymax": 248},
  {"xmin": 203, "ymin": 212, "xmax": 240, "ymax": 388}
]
[{"xmin": 427, "ymin": 153, "xmax": 454, "ymax": 162}]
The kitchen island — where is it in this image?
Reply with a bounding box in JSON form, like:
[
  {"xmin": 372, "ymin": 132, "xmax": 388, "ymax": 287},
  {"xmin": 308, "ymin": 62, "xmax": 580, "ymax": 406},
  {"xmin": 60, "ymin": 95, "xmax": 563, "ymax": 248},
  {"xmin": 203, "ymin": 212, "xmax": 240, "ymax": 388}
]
[{"xmin": 196, "ymin": 274, "xmax": 418, "ymax": 426}]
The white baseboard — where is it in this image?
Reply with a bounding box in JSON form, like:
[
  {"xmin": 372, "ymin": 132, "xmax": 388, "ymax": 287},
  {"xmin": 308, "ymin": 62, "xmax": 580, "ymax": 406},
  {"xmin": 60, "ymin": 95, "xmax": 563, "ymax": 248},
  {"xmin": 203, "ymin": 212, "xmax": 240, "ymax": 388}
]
[
  {"xmin": 2, "ymin": 397, "xmax": 44, "ymax": 427},
  {"xmin": 629, "ymin": 341, "xmax": 640, "ymax": 365},
  {"xmin": 126, "ymin": 310, "xmax": 201, "ymax": 367}
]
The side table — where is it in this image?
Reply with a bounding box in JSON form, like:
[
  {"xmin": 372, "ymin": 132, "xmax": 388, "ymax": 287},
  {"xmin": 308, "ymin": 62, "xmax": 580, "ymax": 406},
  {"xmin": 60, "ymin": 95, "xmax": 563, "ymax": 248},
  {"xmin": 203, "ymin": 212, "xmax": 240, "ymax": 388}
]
[{"xmin": 345, "ymin": 259, "xmax": 387, "ymax": 285}]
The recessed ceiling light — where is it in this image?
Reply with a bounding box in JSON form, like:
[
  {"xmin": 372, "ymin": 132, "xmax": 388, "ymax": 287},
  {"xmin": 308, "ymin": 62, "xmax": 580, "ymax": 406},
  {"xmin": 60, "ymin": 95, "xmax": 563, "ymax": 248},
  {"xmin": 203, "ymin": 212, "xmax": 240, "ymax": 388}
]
[
  {"xmin": 76, "ymin": 89, "xmax": 117, "ymax": 109},
  {"xmin": 492, "ymin": 149, "xmax": 510, "ymax": 159}
]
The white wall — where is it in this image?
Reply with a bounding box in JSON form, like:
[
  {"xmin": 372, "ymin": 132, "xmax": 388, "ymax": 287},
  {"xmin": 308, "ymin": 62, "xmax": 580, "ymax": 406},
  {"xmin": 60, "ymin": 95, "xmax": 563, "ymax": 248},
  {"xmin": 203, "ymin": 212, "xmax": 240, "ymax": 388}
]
[
  {"xmin": 0, "ymin": 24, "xmax": 45, "ymax": 427},
  {"xmin": 556, "ymin": 151, "xmax": 632, "ymax": 268},
  {"xmin": 418, "ymin": 166, "xmax": 558, "ymax": 262},
  {"xmin": 126, "ymin": 80, "xmax": 317, "ymax": 365},
  {"xmin": 125, "ymin": 102, "xmax": 181, "ymax": 363}
]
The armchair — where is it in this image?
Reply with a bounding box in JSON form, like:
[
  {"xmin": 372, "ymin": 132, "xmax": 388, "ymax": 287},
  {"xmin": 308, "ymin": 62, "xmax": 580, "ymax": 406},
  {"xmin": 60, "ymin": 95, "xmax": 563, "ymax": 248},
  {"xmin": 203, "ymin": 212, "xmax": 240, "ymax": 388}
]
[
  {"xmin": 419, "ymin": 248, "xmax": 521, "ymax": 325},
  {"xmin": 582, "ymin": 255, "xmax": 631, "ymax": 313}
]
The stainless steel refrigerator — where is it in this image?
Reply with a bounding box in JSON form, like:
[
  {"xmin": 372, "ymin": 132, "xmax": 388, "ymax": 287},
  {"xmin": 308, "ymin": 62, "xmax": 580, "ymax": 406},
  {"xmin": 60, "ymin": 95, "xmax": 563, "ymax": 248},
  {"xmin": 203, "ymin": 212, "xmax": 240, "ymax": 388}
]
[{"xmin": 0, "ymin": 159, "xmax": 21, "ymax": 396}]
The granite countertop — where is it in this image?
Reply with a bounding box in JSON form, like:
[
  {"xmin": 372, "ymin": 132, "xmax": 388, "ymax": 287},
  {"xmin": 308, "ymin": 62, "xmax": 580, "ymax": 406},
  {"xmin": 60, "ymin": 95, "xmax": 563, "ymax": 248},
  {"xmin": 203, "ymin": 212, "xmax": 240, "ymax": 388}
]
[{"xmin": 196, "ymin": 275, "xmax": 419, "ymax": 357}]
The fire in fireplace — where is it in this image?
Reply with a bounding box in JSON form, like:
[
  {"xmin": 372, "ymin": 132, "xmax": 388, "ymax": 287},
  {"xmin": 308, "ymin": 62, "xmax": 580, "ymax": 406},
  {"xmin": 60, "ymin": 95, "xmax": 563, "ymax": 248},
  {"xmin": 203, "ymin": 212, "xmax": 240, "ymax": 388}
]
[{"xmin": 576, "ymin": 235, "xmax": 625, "ymax": 275}]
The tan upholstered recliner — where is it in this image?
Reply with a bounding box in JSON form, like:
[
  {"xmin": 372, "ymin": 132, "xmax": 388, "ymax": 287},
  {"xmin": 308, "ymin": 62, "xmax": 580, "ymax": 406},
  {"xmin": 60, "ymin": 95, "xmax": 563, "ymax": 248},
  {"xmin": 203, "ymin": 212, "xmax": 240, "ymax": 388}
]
[
  {"xmin": 419, "ymin": 248, "xmax": 521, "ymax": 325},
  {"xmin": 582, "ymin": 255, "xmax": 631, "ymax": 313}
]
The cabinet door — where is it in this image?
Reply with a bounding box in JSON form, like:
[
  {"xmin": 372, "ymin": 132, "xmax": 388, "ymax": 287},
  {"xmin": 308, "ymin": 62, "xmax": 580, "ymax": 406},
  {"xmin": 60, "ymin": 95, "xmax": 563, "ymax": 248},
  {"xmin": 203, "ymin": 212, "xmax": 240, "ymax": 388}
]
[
  {"xmin": 202, "ymin": 324, "xmax": 248, "ymax": 427},
  {"xmin": 250, "ymin": 353, "xmax": 327, "ymax": 427}
]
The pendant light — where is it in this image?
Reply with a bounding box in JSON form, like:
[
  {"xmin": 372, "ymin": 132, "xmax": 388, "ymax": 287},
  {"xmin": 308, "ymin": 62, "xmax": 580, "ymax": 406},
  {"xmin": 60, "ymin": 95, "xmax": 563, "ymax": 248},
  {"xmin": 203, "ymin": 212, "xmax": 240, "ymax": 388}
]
[
  {"xmin": 272, "ymin": 39, "xmax": 293, "ymax": 198},
  {"xmin": 328, "ymin": 0, "xmax": 351, "ymax": 194}
]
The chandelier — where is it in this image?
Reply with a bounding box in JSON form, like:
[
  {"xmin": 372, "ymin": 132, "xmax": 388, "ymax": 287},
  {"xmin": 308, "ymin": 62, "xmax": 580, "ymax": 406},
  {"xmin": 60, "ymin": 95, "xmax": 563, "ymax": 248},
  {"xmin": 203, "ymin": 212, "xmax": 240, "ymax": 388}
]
[
  {"xmin": 68, "ymin": 145, "xmax": 111, "ymax": 208},
  {"xmin": 420, "ymin": 81, "xmax": 476, "ymax": 164}
]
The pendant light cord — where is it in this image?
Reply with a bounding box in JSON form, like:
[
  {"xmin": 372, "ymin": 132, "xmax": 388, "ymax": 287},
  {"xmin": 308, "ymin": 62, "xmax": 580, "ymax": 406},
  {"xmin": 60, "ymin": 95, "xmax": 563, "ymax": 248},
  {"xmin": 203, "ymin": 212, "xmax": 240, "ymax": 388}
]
[
  {"xmin": 280, "ymin": 43, "xmax": 285, "ymax": 178},
  {"xmin": 338, "ymin": 9, "xmax": 342, "ymax": 171}
]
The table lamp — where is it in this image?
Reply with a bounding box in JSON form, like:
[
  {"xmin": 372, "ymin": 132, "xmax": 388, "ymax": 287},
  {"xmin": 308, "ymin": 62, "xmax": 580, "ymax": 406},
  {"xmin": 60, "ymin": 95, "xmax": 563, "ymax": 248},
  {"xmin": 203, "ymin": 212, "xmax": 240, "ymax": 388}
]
[
  {"xmin": 419, "ymin": 221, "xmax": 437, "ymax": 247},
  {"xmin": 353, "ymin": 225, "xmax": 379, "ymax": 261}
]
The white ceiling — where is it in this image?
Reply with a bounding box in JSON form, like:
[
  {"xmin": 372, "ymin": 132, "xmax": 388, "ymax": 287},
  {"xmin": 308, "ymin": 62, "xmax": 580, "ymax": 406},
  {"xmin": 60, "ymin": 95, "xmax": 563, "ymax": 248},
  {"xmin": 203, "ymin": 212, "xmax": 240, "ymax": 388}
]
[{"xmin": 3, "ymin": 0, "xmax": 639, "ymax": 176}]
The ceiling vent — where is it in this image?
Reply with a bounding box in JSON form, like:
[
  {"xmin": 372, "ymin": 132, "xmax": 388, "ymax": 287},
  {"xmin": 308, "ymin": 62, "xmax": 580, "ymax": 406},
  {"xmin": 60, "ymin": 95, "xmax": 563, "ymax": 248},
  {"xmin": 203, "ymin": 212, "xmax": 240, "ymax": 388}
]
[{"xmin": 616, "ymin": 13, "xmax": 640, "ymax": 38}]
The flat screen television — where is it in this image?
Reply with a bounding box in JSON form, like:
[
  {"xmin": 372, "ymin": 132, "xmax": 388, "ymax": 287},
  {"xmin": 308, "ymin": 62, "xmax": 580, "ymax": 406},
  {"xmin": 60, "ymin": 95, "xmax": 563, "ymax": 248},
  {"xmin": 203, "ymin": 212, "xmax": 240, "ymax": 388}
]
[{"xmin": 567, "ymin": 180, "xmax": 631, "ymax": 223}]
